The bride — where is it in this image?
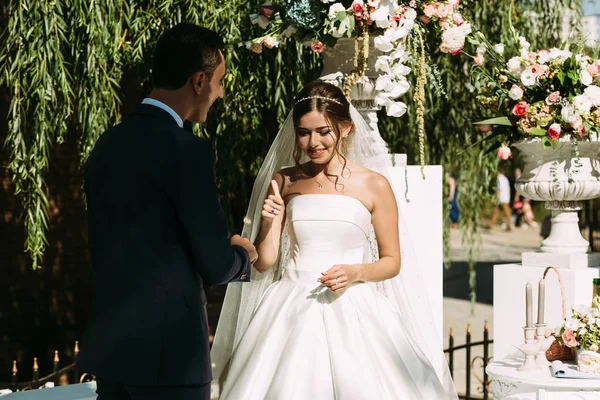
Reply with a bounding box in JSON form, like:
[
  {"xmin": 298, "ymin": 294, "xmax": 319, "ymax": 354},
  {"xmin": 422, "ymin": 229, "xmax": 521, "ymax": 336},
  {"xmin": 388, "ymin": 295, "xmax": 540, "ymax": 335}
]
[{"xmin": 211, "ymin": 80, "xmax": 458, "ymax": 399}]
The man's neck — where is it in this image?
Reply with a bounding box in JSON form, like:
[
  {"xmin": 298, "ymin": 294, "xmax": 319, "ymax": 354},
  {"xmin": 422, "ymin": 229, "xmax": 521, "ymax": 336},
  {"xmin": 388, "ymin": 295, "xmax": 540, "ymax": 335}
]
[{"xmin": 147, "ymin": 89, "xmax": 188, "ymax": 122}]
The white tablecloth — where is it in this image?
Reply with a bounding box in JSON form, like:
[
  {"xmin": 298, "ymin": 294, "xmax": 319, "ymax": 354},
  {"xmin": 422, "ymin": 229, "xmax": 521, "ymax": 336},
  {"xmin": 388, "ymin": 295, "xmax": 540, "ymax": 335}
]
[{"xmin": 0, "ymin": 382, "xmax": 97, "ymax": 400}]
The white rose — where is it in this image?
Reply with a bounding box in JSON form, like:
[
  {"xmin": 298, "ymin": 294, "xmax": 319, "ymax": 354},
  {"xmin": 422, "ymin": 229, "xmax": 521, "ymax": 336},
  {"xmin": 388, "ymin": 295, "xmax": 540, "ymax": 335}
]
[
  {"xmin": 459, "ymin": 22, "xmax": 472, "ymax": 36},
  {"xmin": 537, "ymin": 52, "xmax": 551, "ymax": 64},
  {"xmin": 549, "ymin": 48, "xmax": 572, "ymax": 63},
  {"xmin": 328, "ymin": 3, "xmax": 346, "ymax": 17},
  {"xmin": 441, "ymin": 25, "xmax": 468, "ymax": 52},
  {"xmin": 584, "ymin": 85, "xmax": 600, "ymax": 106},
  {"xmin": 520, "ymin": 69, "xmax": 537, "ymax": 87},
  {"xmin": 493, "ymin": 43, "xmax": 505, "ymax": 55},
  {"xmin": 561, "ymin": 104, "xmax": 579, "ymax": 124},
  {"xmin": 507, "ymin": 57, "xmax": 524, "ymax": 77},
  {"xmin": 404, "ymin": 8, "xmax": 417, "ymax": 22},
  {"xmin": 508, "ymin": 84, "xmax": 524, "ymax": 100},
  {"xmin": 581, "ymin": 70, "xmax": 593, "ymax": 86},
  {"xmin": 374, "ymin": 36, "xmax": 394, "ymax": 52},
  {"xmin": 574, "ymin": 94, "xmax": 593, "ymax": 114},
  {"xmin": 566, "ymin": 317, "xmax": 580, "ymax": 330},
  {"xmin": 518, "ymin": 36, "xmax": 530, "ymax": 50}
]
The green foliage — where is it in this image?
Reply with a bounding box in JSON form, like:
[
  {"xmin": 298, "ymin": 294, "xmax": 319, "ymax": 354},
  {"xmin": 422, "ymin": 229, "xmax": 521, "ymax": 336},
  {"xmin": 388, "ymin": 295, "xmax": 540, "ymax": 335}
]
[{"xmin": 0, "ymin": 0, "xmax": 320, "ymax": 269}]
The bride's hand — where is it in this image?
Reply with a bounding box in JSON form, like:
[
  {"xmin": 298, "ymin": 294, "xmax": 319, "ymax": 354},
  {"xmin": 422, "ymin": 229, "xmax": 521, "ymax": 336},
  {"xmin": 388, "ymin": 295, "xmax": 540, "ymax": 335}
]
[
  {"xmin": 261, "ymin": 180, "xmax": 284, "ymax": 223},
  {"xmin": 318, "ymin": 264, "xmax": 359, "ymax": 292}
]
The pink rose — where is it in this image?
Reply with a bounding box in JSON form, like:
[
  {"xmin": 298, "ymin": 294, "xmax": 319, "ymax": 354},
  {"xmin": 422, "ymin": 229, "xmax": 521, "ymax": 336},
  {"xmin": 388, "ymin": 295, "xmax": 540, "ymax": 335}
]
[
  {"xmin": 439, "ymin": 42, "xmax": 450, "ymax": 53},
  {"xmin": 250, "ymin": 42, "xmax": 263, "ymax": 54},
  {"xmin": 409, "ymin": 0, "xmax": 417, "ymax": 7},
  {"xmin": 418, "ymin": 15, "xmax": 431, "ymax": 24},
  {"xmin": 423, "ymin": 4, "xmax": 436, "ymax": 17},
  {"xmin": 260, "ymin": 6, "xmax": 274, "ymax": 17},
  {"xmin": 352, "ymin": 0, "xmax": 365, "ymax": 17},
  {"xmin": 310, "ymin": 41, "xmax": 325, "ymax": 54},
  {"xmin": 477, "ymin": 124, "xmax": 492, "ymax": 133},
  {"xmin": 546, "ymin": 91, "xmax": 560, "ymax": 105},
  {"xmin": 562, "ymin": 329, "xmax": 579, "ymax": 348},
  {"xmin": 474, "ymin": 55, "xmax": 484, "ymax": 66},
  {"xmin": 587, "ymin": 64, "xmax": 599, "ymax": 77},
  {"xmin": 453, "ymin": 13, "xmax": 465, "ymax": 26},
  {"xmin": 263, "ymin": 36, "xmax": 277, "ymax": 49},
  {"xmin": 512, "ymin": 101, "xmax": 528, "ymax": 117},
  {"xmin": 438, "ymin": 17, "xmax": 450, "ymax": 29},
  {"xmin": 451, "ymin": 46, "xmax": 463, "ymax": 56},
  {"xmin": 497, "ymin": 146, "xmax": 512, "ymax": 160},
  {"xmin": 528, "ymin": 64, "xmax": 547, "ymax": 76},
  {"xmin": 448, "ymin": 0, "xmax": 460, "ymax": 7},
  {"xmin": 572, "ymin": 117, "xmax": 586, "ymax": 136},
  {"xmin": 547, "ymin": 123, "xmax": 561, "ymax": 140}
]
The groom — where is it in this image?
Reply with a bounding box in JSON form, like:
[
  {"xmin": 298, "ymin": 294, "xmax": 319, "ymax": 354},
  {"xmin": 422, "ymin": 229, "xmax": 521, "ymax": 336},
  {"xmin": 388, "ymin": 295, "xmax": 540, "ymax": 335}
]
[{"xmin": 77, "ymin": 23, "xmax": 256, "ymax": 400}]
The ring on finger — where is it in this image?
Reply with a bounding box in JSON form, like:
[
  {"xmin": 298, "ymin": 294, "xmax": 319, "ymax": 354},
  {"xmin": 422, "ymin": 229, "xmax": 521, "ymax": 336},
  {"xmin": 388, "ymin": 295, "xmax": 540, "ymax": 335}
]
[{"xmin": 270, "ymin": 208, "xmax": 276, "ymax": 214}]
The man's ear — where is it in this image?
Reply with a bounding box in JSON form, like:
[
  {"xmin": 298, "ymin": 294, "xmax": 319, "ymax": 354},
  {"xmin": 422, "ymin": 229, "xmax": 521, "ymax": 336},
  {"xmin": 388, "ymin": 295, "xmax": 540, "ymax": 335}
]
[{"xmin": 192, "ymin": 71, "xmax": 206, "ymax": 94}]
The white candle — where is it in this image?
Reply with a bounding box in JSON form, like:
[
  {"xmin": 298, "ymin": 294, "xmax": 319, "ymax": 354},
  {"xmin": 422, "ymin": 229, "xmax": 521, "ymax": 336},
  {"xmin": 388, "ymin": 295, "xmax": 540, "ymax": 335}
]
[
  {"xmin": 526, "ymin": 281, "xmax": 533, "ymax": 328},
  {"xmin": 537, "ymin": 278, "xmax": 545, "ymax": 325}
]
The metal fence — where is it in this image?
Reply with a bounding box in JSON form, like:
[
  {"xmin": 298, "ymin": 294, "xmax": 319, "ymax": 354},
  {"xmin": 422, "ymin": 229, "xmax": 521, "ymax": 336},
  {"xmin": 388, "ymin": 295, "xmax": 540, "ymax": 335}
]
[
  {"xmin": 3, "ymin": 325, "xmax": 493, "ymax": 397},
  {"xmin": 445, "ymin": 322, "xmax": 493, "ymax": 400}
]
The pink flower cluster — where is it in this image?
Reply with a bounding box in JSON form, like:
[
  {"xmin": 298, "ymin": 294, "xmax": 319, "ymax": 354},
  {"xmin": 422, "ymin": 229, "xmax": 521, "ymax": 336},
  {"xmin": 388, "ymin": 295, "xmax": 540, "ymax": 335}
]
[{"xmin": 561, "ymin": 329, "xmax": 579, "ymax": 348}]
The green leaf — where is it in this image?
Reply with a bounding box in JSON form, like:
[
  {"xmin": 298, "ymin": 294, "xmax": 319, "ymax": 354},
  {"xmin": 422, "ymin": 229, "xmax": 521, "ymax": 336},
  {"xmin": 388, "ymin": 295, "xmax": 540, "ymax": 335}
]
[
  {"xmin": 473, "ymin": 116, "xmax": 513, "ymax": 126},
  {"xmin": 529, "ymin": 127, "xmax": 548, "ymax": 136}
]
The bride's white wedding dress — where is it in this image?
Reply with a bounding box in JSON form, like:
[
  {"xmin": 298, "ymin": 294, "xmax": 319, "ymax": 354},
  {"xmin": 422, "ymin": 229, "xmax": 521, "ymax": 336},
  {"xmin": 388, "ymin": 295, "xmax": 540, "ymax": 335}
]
[{"xmin": 219, "ymin": 194, "xmax": 450, "ymax": 400}]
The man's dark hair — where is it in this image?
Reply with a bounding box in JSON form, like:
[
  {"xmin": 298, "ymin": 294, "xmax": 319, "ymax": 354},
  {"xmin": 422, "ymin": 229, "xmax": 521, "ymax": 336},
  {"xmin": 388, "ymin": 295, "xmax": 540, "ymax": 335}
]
[{"xmin": 151, "ymin": 23, "xmax": 224, "ymax": 90}]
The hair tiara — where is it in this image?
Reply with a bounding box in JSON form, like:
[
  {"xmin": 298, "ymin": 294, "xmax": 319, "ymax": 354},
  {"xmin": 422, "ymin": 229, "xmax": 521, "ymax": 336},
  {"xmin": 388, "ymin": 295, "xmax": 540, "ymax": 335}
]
[{"xmin": 294, "ymin": 96, "xmax": 343, "ymax": 106}]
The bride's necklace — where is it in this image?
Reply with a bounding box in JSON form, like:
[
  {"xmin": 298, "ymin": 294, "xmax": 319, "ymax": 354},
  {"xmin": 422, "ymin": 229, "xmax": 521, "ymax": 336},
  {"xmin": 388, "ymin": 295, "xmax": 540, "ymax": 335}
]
[{"xmin": 312, "ymin": 175, "xmax": 325, "ymax": 190}]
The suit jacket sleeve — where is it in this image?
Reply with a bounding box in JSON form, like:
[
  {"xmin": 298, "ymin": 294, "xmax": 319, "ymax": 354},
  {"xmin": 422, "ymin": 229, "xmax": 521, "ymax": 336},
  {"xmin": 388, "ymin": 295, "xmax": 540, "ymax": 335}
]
[{"xmin": 167, "ymin": 136, "xmax": 251, "ymax": 285}]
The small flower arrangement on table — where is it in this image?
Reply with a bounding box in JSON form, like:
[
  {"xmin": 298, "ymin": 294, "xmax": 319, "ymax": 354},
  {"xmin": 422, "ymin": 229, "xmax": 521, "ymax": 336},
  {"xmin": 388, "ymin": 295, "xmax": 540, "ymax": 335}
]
[
  {"xmin": 555, "ymin": 304, "xmax": 600, "ymax": 374},
  {"xmin": 468, "ymin": 29, "xmax": 600, "ymax": 159}
]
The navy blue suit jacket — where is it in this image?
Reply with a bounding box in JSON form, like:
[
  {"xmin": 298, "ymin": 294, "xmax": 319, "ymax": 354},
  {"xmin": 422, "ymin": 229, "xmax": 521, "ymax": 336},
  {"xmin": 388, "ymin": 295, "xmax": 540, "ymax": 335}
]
[{"xmin": 77, "ymin": 104, "xmax": 251, "ymax": 386}]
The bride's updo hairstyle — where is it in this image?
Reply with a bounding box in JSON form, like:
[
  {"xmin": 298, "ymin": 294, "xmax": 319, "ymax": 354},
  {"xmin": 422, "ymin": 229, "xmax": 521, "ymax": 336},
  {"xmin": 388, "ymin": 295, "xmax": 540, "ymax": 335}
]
[{"xmin": 292, "ymin": 81, "xmax": 354, "ymax": 182}]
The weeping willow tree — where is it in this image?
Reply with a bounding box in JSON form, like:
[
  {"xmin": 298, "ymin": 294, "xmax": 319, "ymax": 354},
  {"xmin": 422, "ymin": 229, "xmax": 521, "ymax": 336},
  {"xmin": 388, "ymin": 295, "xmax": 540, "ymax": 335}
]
[
  {"xmin": 0, "ymin": 0, "xmax": 583, "ymax": 305},
  {"xmin": 0, "ymin": 0, "xmax": 319, "ymax": 269},
  {"xmin": 379, "ymin": 0, "xmax": 583, "ymax": 305}
]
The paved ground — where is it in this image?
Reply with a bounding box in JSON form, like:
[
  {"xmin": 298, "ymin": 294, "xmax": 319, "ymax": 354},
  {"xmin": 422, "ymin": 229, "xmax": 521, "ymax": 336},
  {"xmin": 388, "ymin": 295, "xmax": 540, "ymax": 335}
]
[{"xmin": 443, "ymin": 224, "xmax": 543, "ymax": 395}]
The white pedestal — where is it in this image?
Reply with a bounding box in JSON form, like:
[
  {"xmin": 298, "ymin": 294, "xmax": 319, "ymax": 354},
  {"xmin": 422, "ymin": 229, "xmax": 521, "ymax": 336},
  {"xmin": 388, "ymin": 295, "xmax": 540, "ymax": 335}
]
[
  {"xmin": 494, "ymin": 263, "xmax": 600, "ymax": 361},
  {"xmin": 522, "ymin": 251, "xmax": 600, "ymax": 269},
  {"xmin": 389, "ymin": 163, "xmax": 443, "ymax": 344}
]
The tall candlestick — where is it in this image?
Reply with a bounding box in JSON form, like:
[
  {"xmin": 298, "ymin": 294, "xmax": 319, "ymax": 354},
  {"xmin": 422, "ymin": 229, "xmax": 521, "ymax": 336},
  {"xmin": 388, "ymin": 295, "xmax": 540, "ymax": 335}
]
[
  {"xmin": 537, "ymin": 278, "xmax": 545, "ymax": 325},
  {"xmin": 526, "ymin": 281, "xmax": 533, "ymax": 328}
]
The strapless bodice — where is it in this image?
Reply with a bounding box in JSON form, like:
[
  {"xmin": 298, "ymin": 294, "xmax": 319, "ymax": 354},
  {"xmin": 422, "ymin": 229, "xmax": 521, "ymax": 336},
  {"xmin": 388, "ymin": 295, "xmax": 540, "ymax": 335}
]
[{"xmin": 281, "ymin": 194, "xmax": 372, "ymax": 284}]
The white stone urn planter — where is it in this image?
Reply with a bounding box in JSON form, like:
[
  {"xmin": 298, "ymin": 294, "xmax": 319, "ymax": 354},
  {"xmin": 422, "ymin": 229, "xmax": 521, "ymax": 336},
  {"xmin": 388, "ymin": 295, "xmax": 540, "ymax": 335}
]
[{"xmin": 514, "ymin": 135, "xmax": 600, "ymax": 255}]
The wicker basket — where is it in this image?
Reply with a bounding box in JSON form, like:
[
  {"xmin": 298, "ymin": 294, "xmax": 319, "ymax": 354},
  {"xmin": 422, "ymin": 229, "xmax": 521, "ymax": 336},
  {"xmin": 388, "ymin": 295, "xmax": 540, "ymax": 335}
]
[{"xmin": 543, "ymin": 266, "xmax": 574, "ymax": 361}]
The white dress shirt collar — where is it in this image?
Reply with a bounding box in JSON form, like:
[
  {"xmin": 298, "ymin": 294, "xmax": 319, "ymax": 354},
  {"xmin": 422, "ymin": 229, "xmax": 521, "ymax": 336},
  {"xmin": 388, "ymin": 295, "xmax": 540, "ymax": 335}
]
[{"xmin": 141, "ymin": 98, "xmax": 184, "ymax": 128}]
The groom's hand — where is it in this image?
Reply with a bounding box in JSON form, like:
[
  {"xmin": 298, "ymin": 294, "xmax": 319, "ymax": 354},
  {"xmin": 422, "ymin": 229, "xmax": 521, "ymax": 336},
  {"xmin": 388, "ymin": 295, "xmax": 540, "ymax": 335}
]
[{"xmin": 231, "ymin": 235, "xmax": 258, "ymax": 264}]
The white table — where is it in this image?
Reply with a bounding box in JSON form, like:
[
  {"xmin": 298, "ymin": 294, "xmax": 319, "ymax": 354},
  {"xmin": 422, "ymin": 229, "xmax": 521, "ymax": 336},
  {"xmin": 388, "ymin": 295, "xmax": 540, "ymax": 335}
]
[
  {"xmin": 487, "ymin": 359, "xmax": 600, "ymax": 399},
  {"xmin": 0, "ymin": 382, "xmax": 97, "ymax": 400}
]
